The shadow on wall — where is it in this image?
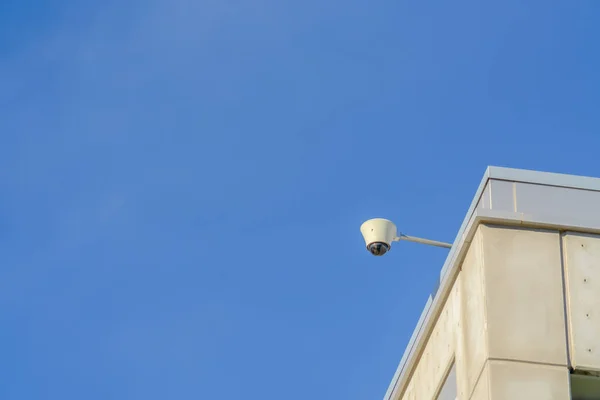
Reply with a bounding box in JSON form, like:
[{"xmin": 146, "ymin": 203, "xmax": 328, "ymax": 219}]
[
  {"xmin": 435, "ymin": 363, "xmax": 457, "ymax": 400},
  {"xmin": 572, "ymin": 373, "xmax": 600, "ymax": 400}
]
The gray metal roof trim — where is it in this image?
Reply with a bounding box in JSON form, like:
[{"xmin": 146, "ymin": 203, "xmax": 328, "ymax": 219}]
[{"xmin": 487, "ymin": 166, "xmax": 600, "ymax": 192}]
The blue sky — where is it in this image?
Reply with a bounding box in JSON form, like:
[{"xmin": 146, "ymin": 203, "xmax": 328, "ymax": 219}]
[{"xmin": 1, "ymin": 1, "xmax": 599, "ymax": 399}]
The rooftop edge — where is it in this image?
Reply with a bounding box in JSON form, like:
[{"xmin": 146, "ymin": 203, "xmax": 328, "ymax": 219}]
[{"xmin": 383, "ymin": 166, "xmax": 600, "ymax": 400}]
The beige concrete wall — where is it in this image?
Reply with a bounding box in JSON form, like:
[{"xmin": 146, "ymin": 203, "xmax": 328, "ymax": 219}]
[
  {"xmin": 485, "ymin": 360, "xmax": 570, "ymax": 400},
  {"xmin": 456, "ymin": 228, "xmax": 488, "ymax": 399},
  {"xmin": 477, "ymin": 225, "xmax": 570, "ymax": 400},
  {"xmin": 400, "ymin": 272, "xmax": 461, "ymax": 400},
  {"xmin": 479, "ymin": 225, "xmax": 568, "ymax": 366},
  {"xmin": 397, "ymin": 224, "xmax": 572, "ymax": 400},
  {"xmin": 563, "ymin": 232, "xmax": 600, "ymax": 372},
  {"xmin": 400, "ymin": 228, "xmax": 485, "ymax": 400},
  {"xmin": 467, "ymin": 360, "xmax": 570, "ymax": 400}
]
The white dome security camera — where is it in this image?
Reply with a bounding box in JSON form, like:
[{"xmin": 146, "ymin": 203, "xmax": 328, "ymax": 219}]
[
  {"xmin": 360, "ymin": 218, "xmax": 398, "ymax": 256},
  {"xmin": 360, "ymin": 218, "xmax": 452, "ymax": 256}
]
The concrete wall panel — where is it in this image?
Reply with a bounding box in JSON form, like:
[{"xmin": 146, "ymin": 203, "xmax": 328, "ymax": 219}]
[
  {"xmin": 458, "ymin": 228, "xmax": 489, "ymax": 397},
  {"xmin": 563, "ymin": 232, "xmax": 600, "ymax": 371},
  {"xmin": 480, "ymin": 225, "xmax": 567, "ymax": 366},
  {"xmin": 487, "ymin": 360, "xmax": 569, "ymax": 400}
]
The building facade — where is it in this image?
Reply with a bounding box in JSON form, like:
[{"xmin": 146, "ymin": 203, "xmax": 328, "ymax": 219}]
[{"xmin": 384, "ymin": 167, "xmax": 600, "ymax": 400}]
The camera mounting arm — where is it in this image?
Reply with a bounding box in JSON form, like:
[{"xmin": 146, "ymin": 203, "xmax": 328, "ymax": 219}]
[
  {"xmin": 360, "ymin": 218, "xmax": 452, "ymax": 256},
  {"xmin": 393, "ymin": 234, "xmax": 452, "ymax": 249}
]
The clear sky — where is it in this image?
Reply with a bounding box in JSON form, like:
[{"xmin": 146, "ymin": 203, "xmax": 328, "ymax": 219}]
[{"xmin": 1, "ymin": 1, "xmax": 599, "ymax": 399}]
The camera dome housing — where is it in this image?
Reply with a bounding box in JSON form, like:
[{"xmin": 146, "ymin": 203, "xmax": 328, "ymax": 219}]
[{"xmin": 360, "ymin": 218, "xmax": 398, "ymax": 256}]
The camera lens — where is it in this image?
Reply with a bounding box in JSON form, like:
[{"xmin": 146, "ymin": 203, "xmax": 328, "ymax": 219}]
[{"xmin": 367, "ymin": 242, "xmax": 389, "ymax": 256}]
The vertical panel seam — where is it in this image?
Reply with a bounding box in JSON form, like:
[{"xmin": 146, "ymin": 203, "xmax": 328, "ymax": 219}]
[{"xmin": 559, "ymin": 232, "xmax": 573, "ymax": 371}]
